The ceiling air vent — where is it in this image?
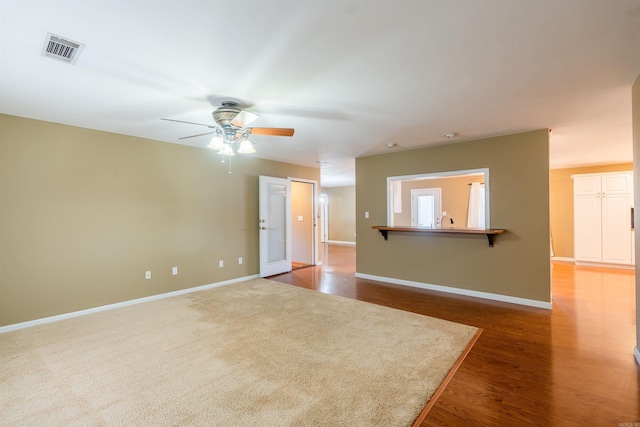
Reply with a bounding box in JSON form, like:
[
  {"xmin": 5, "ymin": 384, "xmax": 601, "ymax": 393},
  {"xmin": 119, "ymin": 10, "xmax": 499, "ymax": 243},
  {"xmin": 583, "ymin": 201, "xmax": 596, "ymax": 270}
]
[{"xmin": 41, "ymin": 33, "xmax": 85, "ymax": 65}]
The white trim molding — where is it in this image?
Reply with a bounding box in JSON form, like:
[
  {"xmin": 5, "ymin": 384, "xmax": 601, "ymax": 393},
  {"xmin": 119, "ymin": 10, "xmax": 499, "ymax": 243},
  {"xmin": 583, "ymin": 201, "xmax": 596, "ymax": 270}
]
[
  {"xmin": 355, "ymin": 272, "xmax": 552, "ymax": 310},
  {"xmin": 575, "ymin": 261, "xmax": 634, "ymax": 270},
  {"xmin": 327, "ymin": 240, "xmax": 356, "ymax": 246},
  {"xmin": 0, "ymin": 275, "xmax": 260, "ymax": 334},
  {"xmin": 551, "ymin": 256, "xmax": 575, "ymax": 263},
  {"xmin": 635, "ymin": 346, "xmax": 640, "ymax": 366}
]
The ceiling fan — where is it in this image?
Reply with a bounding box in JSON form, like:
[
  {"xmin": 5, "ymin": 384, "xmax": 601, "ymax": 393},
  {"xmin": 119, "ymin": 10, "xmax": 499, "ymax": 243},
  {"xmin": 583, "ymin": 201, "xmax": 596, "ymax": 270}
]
[{"xmin": 161, "ymin": 101, "xmax": 294, "ymax": 156}]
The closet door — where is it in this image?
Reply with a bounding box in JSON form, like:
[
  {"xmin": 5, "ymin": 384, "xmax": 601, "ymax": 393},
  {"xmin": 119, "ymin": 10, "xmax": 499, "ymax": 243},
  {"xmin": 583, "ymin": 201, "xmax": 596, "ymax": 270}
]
[
  {"xmin": 574, "ymin": 192, "xmax": 602, "ymax": 262},
  {"xmin": 601, "ymin": 192, "xmax": 633, "ymax": 264},
  {"xmin": 601, "ymin": 172, "xmax": 634, "ymax": 265}
]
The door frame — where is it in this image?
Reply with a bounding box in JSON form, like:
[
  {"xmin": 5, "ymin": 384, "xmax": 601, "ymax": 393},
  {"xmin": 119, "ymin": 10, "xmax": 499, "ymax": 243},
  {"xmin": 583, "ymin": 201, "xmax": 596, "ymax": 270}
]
[
  {"xmin": 319, "ymin": 193, "xmax": 329, "ymax": 243},
  {"xmin": 259, "ymin": 176, "xmax": 319, "ymax": 277}
]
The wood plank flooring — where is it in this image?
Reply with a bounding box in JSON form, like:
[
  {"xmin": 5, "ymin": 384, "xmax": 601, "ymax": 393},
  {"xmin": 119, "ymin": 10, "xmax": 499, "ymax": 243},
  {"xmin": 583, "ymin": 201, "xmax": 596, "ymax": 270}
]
[{"xmin": 270, "ymin": 244, "xmax": 639, "ymax": 426}]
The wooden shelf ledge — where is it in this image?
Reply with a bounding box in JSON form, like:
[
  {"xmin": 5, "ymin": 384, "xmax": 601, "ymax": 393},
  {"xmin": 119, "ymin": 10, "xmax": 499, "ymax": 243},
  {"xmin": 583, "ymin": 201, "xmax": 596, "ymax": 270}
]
[{"xmin": 372, "ymin": 226, "xmax": 506, "ymax": 247}]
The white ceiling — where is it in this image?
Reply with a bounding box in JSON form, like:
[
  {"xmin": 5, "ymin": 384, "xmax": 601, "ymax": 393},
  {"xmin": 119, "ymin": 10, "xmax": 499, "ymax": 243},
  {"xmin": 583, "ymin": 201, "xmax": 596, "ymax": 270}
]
[{"xmin": 1, "ymin": 1, "xmax": 639, "ymax": 186}]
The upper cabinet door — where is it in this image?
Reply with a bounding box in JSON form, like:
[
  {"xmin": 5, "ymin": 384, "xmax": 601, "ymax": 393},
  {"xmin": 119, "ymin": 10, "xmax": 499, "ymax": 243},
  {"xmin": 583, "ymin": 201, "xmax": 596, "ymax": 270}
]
[
  {"xmin": 573, "ymin": 174, "xmax": 602, "ymax": 196},
  {"xmin": 601, "ymin": 172, "xmax": 633, "ymax": 195}
]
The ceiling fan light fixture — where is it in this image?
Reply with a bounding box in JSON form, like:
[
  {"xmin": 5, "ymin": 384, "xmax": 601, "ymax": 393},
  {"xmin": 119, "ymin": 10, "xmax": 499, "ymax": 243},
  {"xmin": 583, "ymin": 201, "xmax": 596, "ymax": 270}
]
[
  {"xmin": 237, "ymin": 139, "xmax": 256, "ymax": 154},
  {"xmin": 207, "ymin": 135, "xmax": 225, "ymax": 150},
  {"xmin": 164, "ymin": 101, "xmax": 294, "ymax": 161},
  {"xmin": 218, "ymin": 143, "xmax": 235, "ymax": 156}
]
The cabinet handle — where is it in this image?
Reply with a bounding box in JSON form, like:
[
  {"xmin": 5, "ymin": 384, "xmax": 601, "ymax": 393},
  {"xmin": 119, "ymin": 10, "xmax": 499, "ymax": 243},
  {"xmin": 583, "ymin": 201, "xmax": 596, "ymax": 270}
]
[{"xmin": 632, "ymin": 207, "xmax": 635, "ymax": 231}]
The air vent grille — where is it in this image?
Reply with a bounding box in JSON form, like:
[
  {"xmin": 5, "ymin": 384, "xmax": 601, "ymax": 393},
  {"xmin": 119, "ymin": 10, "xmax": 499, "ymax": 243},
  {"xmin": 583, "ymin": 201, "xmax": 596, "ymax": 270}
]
[{"xmin": 41, "ymin": 33, "xmax": 85, "ymax": 64}]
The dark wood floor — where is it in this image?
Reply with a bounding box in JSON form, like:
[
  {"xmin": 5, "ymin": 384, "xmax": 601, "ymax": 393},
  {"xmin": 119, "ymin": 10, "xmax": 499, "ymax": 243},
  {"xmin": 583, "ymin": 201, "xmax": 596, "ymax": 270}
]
[{"xmin": 270, "ymin": 243, "xmax": 640, "ymax": 426}]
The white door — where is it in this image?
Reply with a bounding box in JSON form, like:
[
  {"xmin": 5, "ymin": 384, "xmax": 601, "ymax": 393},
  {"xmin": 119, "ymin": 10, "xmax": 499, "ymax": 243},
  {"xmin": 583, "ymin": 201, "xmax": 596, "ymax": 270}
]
[
  {"xmin": 601, "ymin": 172, "xmax": 634, "ymax": 264},
  {"xmin": 573, "ymin": 172, "xmax": 635, "ymax": 265},
  {"xmin": 602, "ymin": 192, "xmax": 633, "ymax": 264},
  {"xmin": 574, "ymin": 194, "xmax": 603, "ymax": 262},
  {"xmin": 259, "ymin": 176, "xmax": 292, "ymax": 277},
  {"xmin": 411, "ymin": 188, "xmax": 442, "ymax": 227}
]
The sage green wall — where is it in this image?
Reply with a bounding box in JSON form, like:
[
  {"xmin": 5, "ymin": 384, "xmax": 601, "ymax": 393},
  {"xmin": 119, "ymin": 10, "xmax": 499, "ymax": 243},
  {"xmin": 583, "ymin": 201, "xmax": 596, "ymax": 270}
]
[
  {"xmin": 356, "ymin": 129, "xmax": 551, "ymax": 303},
  {"xmin": 0, "ymin": 114, "xmax": 319, "ymax": 326},
  {"xmin": 632, "ymin": 73, "xmax": 640, "ymax": 358},
  {"xmin": 323, "ymin": 186, "xmax": 356, "ymax": 243}
]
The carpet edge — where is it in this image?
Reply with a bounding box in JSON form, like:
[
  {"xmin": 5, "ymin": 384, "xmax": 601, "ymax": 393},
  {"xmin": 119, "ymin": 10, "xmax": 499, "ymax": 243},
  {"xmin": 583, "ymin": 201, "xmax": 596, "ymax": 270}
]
[{"xmin": 411, "ymin": 328, "xmax": 484, "ymax": 427}]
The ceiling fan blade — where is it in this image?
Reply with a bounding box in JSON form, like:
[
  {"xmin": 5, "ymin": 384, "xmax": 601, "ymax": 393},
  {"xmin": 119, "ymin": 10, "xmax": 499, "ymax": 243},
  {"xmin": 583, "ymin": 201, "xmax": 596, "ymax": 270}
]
[
  {"xmin": 231, "ymin": 110, "xmax": 259, "ymax": 128},
  {"xmin": 178, "ymin": 131, "xmax": 215, "ymax": 140},
  {"xmin": 161, "ymin": 118, "xmax": 216, "ymax": 128},
  {"xmin": 249, "ymin": 127, "xmax": 295, "ymax": 137}
]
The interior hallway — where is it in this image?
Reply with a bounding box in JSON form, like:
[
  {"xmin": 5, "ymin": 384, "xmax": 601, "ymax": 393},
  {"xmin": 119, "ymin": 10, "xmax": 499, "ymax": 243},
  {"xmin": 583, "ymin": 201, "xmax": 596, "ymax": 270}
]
[{"xmin": 270, "ymin": 243, "xmax": 639, "ymax": 426}]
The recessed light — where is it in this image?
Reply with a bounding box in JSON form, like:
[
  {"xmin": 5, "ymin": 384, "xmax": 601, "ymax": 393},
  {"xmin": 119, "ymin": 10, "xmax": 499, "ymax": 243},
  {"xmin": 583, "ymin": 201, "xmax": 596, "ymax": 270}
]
[
  {"xmin": 443, "ymin": 133, "xmax": 457, "ymax": 139},
  {"xmin": 386, "ymin": 143, "xmax": 398, "ymax": 148}
]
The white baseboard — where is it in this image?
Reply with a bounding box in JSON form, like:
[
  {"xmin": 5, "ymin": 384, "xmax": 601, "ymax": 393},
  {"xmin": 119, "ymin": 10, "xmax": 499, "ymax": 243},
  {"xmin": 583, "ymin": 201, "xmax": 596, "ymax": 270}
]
[
  {"xmin": 354, "ymin": 272, "xmax": 552, "ymax": 310},
  {"xmin": 575, "ymin": 261, "xmax": 634, "ymax": 270},
  {"xmin": 0, "ymin": 274, "xmax": 260, "ymax": 334},
  {"xmin": 326, "ymin": 240, "xmax": 356, "ymax": 246},
  {"xmin": 635, "ymin": 346, "xmax": 640, "ymax": 366},
  {"xmin": 551, "ymin": 256, "xmax": 575, "ymax": 263}
]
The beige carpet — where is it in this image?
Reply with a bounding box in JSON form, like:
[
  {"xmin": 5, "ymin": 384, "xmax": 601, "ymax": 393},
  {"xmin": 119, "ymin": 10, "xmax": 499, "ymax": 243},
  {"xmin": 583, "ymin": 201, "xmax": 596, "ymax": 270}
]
[{"xmin": 0, "ymin": 278, "xmax": 480, "ymax": 426}]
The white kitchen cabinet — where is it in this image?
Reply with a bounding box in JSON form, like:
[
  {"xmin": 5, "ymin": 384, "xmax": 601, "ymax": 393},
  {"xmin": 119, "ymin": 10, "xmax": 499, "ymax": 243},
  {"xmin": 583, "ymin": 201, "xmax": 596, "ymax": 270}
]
[{"xmin": 572, "ymin": 172, "xmax": 634, "ymax": 267}]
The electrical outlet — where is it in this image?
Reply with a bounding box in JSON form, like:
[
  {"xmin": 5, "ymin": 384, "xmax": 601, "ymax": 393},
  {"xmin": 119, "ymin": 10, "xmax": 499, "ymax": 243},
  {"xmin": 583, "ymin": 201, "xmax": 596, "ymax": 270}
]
[
  {"xmin": 145, "ymin": 271, "xmax": 151, "ymax": 280},
  {"xmin": 219, "ymin": 260, "xmax": 224, "ymax": 268},
  {"xmin": 172, "ymin": 266, "xmax": 178, "ymax": 275},
  {"xmin": 238, "ymin": 257, "xmax": 243, "ymax": 265}
]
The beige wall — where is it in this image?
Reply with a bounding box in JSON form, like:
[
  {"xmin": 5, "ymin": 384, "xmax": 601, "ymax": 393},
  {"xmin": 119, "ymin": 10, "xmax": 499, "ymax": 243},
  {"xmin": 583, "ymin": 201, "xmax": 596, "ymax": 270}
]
[
  {"xmin": 550, "ymin": 163, "xmax": 633, "ymax": 258},
  {"xmin": 356, "ymin": 129, "xmax": 551, "ymax": 303},
  {"xmin": 632, "ymin": 73, "xmax": 640, "ymax": 359},
  {"xmin": 393, "ymin": 175, "xmax": 484, "ymax": 227},
  {"xmin": 291, "ymin": 181, "xmax": 314, "ymax": 264},
  {"xmin": 323, "ymin": 186, "xmax": 356, "ymax": 243},
  {"xmin": 0, "ymin": 114, "xmax": 319, "ymax": 326}
]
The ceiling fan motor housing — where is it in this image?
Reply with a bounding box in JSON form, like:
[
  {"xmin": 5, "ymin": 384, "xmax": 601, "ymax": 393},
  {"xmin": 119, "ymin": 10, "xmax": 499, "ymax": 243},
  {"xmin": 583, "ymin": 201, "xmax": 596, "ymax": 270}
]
[{"xmin": 212, "ymin": 101, "xmax": 241, "ymax": 127}]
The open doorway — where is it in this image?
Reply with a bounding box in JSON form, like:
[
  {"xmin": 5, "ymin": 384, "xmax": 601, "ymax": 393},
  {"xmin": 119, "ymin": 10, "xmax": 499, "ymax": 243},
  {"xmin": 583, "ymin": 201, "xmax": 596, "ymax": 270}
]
[{"xmin": 291, "ymin": 180, "xmax": 317, "ymax": 270}]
